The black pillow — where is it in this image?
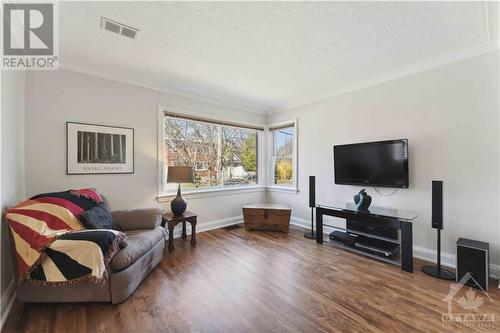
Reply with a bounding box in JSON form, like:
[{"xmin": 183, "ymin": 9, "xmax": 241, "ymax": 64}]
[{"xmin": 79, "ymin": 203, "xmax": 117, "ymax": 230}]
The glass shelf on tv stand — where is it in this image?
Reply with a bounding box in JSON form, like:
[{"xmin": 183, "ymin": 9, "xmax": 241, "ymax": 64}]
[
  {"xmin": 325, "ymin": 236, "xmax": 401, "ymax": 266},
  {"xmin": 317, "ymin": 202, "xmax": 418, "ymax": 222},
  {"xmin": 322, "ymin": 223, "xmax": 400, "ymax": 245}
]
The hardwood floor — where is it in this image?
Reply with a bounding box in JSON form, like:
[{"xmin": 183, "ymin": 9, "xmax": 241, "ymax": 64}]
[{"xmin": 3, "ymin": 225, "xmax": 500, "ymax": 333}]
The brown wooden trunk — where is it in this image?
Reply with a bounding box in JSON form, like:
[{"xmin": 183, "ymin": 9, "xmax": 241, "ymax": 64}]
[{"xmin": 242, "ymin": 204, "xmax": 291, "ymax": 233}]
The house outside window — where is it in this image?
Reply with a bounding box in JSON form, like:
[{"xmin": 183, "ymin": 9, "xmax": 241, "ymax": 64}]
[{"xmin": 195, "ymin": 161, "xmax": 208, "ymax": 171}]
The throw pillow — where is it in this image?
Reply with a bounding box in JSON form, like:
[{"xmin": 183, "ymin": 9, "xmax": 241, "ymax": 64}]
[
  {"xmin": 70, "ymin": 188, "xmax": 103, "ymax": 204},
  {"xmin": 79, "ymin": 203, "xmax": 118, "ymax": 230}
]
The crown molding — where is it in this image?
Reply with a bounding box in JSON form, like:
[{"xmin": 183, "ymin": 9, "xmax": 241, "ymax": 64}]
[
  {"xmin": 57, "ymin": 63, "xmax": 268, "ymax": 115},
  {"xmin": 60, "ymin": 41, "xmax": 499, "ymax": 118},
  {"xmin": 269, "ymin": 43, "xmax": 499, "ymax": 115}
]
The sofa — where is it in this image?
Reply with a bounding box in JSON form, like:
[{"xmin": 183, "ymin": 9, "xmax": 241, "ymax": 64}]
[{"xmin": 11, "ymin": 198, "xmax": 167, "ymax": 304}]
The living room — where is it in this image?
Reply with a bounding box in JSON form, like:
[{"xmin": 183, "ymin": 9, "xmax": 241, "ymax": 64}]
[{"xmin": 1, "ymin": 1, "xmax": 499, "ymax": 332}]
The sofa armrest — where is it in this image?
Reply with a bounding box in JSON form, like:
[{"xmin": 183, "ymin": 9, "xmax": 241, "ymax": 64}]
[{"xmin": 111, "ymin": 208, "xmax": 165, "ymax": 231}]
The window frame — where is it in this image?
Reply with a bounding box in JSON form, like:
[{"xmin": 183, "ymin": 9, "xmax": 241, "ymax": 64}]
[
  {"xmin": 157, "ymin": 106, "xmax": 266, "ymax": 199},
  {"xmin": 267, "ymin": 119, "xmax": 298, "ymax": 192}
]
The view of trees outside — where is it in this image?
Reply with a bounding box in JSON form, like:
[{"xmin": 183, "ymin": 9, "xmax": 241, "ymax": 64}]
[
  {"xmin": 77, "ymin": 131, "xmax": 126, "ymax": 164},
  {"xmin": 164, "ymin": 117, "xmax": 258, "ymax": 191},
  {"xmin": 273, "ymin": 126, "xmax": 294, "ymax": 185}
]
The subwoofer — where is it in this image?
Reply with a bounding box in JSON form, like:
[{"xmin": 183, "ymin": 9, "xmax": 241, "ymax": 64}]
[
  {"xmin": 304, "ymin": 176, "xmax": 316, "ymax": 239},
  {"xmin": 456, "ymin": 238, "xmax": 489, "ymax": 290}
]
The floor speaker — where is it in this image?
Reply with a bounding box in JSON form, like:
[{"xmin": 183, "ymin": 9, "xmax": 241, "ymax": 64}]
[
  {"xmin": 456, "ymin": 238, "xmax": 489, "ymax": 290},
  {"xmin": 309, "ymin": 176, "xmax": 315, "ymax": 208},
  {"xmin": 431, "ymin": 180, "xmax": 443, "ymax": 229},
  {"xmin": 304, "ymin": 176, "xmax": 316, "ymax": 239},
  {"xmin": 422, "ymin": 180, "xmax": 455, "ymax": 280}
]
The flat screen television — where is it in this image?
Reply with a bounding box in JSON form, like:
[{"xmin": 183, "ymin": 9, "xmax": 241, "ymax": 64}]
[{"xmin": 334, "ymin": 139, "xmax": 409, "ymax": 188}]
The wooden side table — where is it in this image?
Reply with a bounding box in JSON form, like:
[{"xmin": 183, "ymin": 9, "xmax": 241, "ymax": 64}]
[{"xmin": 161, "ymin": 211, "xmax": 197, "ymax": 251}]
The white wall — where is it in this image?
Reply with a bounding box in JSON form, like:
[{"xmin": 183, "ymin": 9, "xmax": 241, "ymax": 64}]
[
  {"xmin": 1, "ymin": 70, "xmax": 26, "ymax": 326},
  {"xmin": 267, "ymin": 51, "xmax": 500, "ymax": 268},
  {"xmin": 25, "ymin": 69, "xmax": 266, "ymax": 225},
  {"xmin": 19, "ymin": 51, "xmax": 500, "ymax": 273}
]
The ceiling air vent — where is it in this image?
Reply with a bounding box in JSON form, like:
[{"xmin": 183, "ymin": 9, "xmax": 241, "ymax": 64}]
[{"xmin": 100, "ymin": 17, "xmax": 139, "ymax": 39}]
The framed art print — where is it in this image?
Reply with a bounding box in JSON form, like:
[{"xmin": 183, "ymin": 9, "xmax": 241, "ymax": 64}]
[{"xmin": 67, "ymin": 122, "xmax": 134, "ymax": 174}]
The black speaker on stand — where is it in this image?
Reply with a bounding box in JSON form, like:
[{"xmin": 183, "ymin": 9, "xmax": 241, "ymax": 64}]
[
  {"xmin": 422, "ymin": 180, "xmax": 455, "ymax": 280},
  {"xmin": 304, "ymin": 176, "xmax": 316, "ymax": 239}
]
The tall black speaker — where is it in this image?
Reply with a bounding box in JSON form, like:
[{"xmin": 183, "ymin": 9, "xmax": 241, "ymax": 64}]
[
  {"xmin": 309, "ymin": 176, "xmax": 315, "ymax": 208},
  {"xmin": 304, "ymin": 176, "xmax": 316, "ymax": 239},
  {"xmin": 422, "ymin": 180, "xmax": 455, "ymax": 280},
  {"xmin": 431, "ymin": 180, "xmax": 443, "ymax": 229}
]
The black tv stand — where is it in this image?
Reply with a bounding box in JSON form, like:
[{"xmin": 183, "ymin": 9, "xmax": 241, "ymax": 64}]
[{"xmin": 316, "ymin": 202, "xmax": 417, "ymax": 272}]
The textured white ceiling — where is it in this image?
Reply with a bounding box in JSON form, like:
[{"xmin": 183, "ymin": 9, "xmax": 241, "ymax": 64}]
[{"xmin": 59, "ymin": 1, "xmax": 498, "ymax": 113}]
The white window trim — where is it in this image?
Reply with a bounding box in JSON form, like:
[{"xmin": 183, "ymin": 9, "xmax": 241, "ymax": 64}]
[
  {"xmin": 157, "ymin": 106, "xmax": 266, "ymax": 200},
  {"xmin": 266, "ymin": 186, "xmax": 299, "ymax": 194},
  {"xmin": 266, "ymin": 118, "xmax": 298, "ymax": 192},
  {"xmin": 157, "ymin": 185, "xmax": 266, "ymax": 202}
]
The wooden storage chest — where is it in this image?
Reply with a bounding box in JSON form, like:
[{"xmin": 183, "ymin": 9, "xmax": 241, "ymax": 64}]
[{"xmin": 242, "ymin": 204, "xmax": 292, "ymax": 233}]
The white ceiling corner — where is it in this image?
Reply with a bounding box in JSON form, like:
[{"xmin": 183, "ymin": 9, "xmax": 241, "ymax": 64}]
[{"xmin": 59, "ymin": 1, "xmax": 498, "ymax": 114}]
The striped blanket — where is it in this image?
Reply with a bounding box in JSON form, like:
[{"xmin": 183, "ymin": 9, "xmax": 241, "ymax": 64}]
[{"xmin": 6, "ymin": 190, "xmax": 126, "ymax": 286}]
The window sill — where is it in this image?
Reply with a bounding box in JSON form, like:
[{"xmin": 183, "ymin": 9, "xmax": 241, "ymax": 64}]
[
  {"xmin": 157, "ymin": 185, "xmax": 266, "ymax": 202},
  {"xmin": 266, "ymin": 186, "xmax": 300, "ymax": 194}
]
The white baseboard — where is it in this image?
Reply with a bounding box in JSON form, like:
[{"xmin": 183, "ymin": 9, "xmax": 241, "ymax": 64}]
[
  {"xmin": 1, "ymin": 278, "xmax": 16, "ymax": 330},
  {"xmin": 170, "ymin": 215, "xmax": 243, "ymax": 238},
  {"xmin": 290, "ymin": 217, "xmax": 500, "ymax": 280},
  {"xmin": 412, "ymin": 245, "xmax": 455, "ymax": 268},
  {"xmin": 291, "ymin": 216, "xmax": 315, "ymax": 229}
]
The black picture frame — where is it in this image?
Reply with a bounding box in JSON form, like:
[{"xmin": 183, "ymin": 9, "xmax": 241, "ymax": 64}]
[{"xmin": 66, "ymin": 121, "xmax": 134, "ymax": 175}]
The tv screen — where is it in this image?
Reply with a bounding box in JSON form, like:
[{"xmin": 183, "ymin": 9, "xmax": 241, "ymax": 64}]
[{"xmin": 334, "ymin": 139, "xmax": 409, "ymax": 188}]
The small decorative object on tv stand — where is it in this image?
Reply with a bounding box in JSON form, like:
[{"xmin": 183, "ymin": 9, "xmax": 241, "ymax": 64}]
[{"xmin": 354, "ymin": 189, "xmax": 372, "ymax": 210}]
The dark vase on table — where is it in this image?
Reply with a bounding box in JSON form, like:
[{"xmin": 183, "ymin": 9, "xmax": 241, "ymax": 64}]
[{"xmin": 167, "ymin": 166, "xmax": 194, "ymax": 216}]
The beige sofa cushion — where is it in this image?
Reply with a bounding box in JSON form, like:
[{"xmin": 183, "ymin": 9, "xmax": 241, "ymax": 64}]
[
  {"xmin": 111, "ymin": 208, "xmax": 164, "ymax": 231},
  {"xmin": 111, "ymin": 227, "xmax": 166, "ymax": 271}
]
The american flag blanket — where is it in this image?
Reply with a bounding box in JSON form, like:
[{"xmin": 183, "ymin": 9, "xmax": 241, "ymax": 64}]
[{"xmin": 6, "ymin": 190, "xmax": 126, "ymax": 286}]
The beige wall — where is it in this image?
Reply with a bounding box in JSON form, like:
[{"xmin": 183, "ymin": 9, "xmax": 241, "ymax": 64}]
[
  {"xmin": 1, "ymin": 70, "xmax": 26, "ymax": 324},
  {"xmin": 25, "ymin": 69, "xmax": 266, "ymax": 224},
  {"xmin": 267, "ymin": 51, "xmax": 500, "ymax": 270}
]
